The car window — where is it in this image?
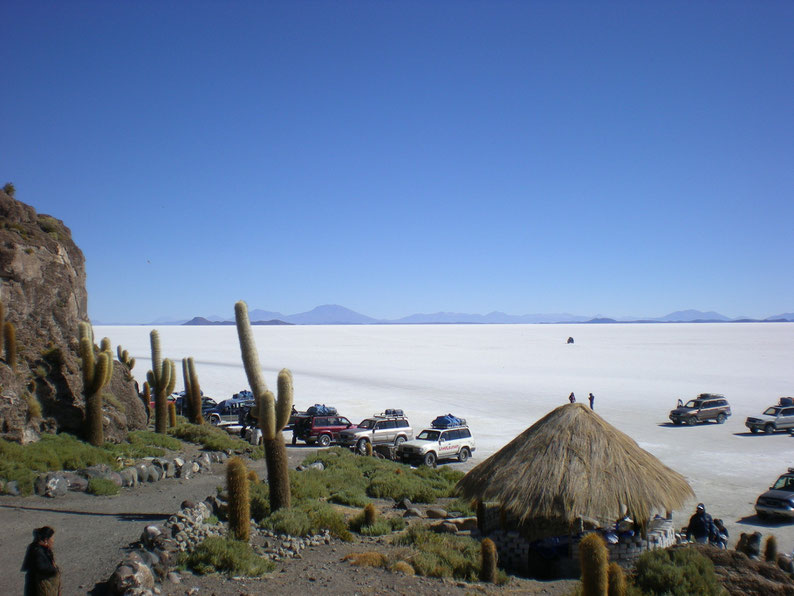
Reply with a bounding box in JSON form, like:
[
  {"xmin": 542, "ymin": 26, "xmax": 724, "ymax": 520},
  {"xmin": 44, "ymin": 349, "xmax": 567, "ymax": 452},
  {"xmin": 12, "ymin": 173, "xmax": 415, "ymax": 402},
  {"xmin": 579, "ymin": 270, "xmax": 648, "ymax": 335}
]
[
  {"xmin": 314, "ymin": 417, "xmax": 328, "ymax": 427},
  {"xmin": 763, "ymin": 407, "xmax": 780, "ymax": 416},
  {"xmin": 381, "ymin": 420, "xmax": 397, "ymax": 429},
  {"xmin": 417, "ymin": 430, "xmax": 439, "ymax": 441},
  {"xmin": 460, "ymin": 428, "xmax": 471, "ymax": 438},
  {"xmin": 339, "ymin": 417, "xmax": 351, "ymax": 426},
  {"xmin": 440, "ymin": 431, "xmax": 452, "ymax": 442},
  {"xmin": 358, "ymin": 419, "xmax": 375, "ymax": 429},
  {"xmin": 396, "ymin": 419, "xmax": 409, "ymax": 428},
  {"xmin": 773, "ymin": 476, "xmax": 794, "ymax": 491},
  {"xmin": 783, "ymin": 408, "xmax": 794, "ymax": 417},
  {"xmin": 684, "ymin": 400, "xmax": 698, "ymax": 408}
]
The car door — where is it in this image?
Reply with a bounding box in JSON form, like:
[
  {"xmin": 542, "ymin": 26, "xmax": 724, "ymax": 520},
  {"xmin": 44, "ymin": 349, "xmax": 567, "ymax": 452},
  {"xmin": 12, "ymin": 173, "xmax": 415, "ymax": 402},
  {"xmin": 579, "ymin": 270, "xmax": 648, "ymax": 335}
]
[
  {"xmin": 779, "ymin": 408, "xmax": 794, "ymax": 430},
  {"xmin": 699, "ymin": 401, "xmax": 716, "ymax": 422},
  {"xmin": 377, "ymin": 419, "xmax": 397, "ymax": 443},
  {"xmin": 439, "ymin": 430, "xmax": 457, "ymax": 457}
]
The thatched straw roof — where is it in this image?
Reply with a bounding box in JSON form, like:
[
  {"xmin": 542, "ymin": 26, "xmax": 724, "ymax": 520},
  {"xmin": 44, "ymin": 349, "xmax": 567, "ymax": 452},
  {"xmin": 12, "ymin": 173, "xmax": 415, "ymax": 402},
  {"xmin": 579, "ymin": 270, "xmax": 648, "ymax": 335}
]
[{"xmin": 456, "ymin": 403, "xmax": 694, "ymax": 525}]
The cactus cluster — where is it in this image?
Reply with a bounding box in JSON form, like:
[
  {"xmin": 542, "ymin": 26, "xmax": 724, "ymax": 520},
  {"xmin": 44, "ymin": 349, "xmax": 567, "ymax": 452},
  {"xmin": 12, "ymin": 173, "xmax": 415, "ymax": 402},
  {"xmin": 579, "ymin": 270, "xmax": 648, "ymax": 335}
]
[
  {"xmin": 235, "ymin": 300, "xmax": 293, "ymax": 511},
  {"xmin": 79, "ymin": 322, "xmax": 114, "ymax": 446},
  {"xmin": 116, "ymin": 345, "xmax": 136, "ymax": 382},
  {"xmin": 146, "ymin": 330, "xmax": 176, "ymax": 434},
  {"xmin": 182, "ymin": 356, "xmax": 203, "ymax": 425}
]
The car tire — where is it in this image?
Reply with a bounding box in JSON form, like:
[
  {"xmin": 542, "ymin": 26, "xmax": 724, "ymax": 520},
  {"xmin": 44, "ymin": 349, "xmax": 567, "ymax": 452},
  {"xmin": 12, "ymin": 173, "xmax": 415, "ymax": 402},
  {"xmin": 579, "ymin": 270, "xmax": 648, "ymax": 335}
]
[
  {"xmin": 686, "ymin": 417, "xmax": 697, "ymax": 426},
  {"xmin": 319, "ymin": 434, "xmax": 331, "ymax": 447},
  {"xmin": 356, "ymin": 439, "xmax": 368, "ymax": 455},
  {"xmin": 750, "ymin": 427, "xmax": 758, "ymax": 434},
  {"xmin": 292, "ymin": 434, "xmax": 298, "ymax": 445},
  {"xmin": 394, "ymin": 435, "xmax": 406, "ymax": 447},
  {"xmin": 758, "ymin": 511, "xmax": 771, "ymax": 521},
  {"xmin": 210, "ymin": 415, "xmax": 220, "ymax": 426},
  {"xmin": 458, "ymin": 447, "xmax": 470, "ymax": 463},
  {"xmin": 716, "ymin": 413, "xmax": 727, "ymax": 424},
  {"xmin": 306, "ymin": 438, "xmax": 316, "ymax": 445},
  {"xmin": 764, "ymin": 424, "xmax": 775, "ymax": 435},
  {"xmin": 423, "ymin": 452, "xmax": 437, "ymax": 468}
]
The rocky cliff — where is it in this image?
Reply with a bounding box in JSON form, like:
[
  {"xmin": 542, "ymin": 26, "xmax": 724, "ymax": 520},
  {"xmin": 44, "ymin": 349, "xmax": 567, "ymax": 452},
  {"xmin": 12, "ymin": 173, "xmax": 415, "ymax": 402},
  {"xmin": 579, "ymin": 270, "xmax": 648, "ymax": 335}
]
[{"xmin": 0, "ymin": 188, "xmax": 146, "ymax": 443}]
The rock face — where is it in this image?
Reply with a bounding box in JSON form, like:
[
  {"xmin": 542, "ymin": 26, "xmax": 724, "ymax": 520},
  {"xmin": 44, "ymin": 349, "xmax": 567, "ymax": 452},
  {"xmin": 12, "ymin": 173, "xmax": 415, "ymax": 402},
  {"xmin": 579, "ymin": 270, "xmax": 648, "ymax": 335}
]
[{"xmin": 0, "ymin": 189, "xmax": 145, "ymax": 443}]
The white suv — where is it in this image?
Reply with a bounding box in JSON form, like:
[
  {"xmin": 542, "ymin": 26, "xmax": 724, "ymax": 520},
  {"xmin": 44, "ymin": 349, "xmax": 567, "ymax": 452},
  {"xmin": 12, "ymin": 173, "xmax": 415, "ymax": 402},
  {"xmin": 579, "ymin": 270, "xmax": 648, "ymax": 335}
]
[{"xmin": 396, "ymin": 425, "xmax": 475, "ymax": 467}]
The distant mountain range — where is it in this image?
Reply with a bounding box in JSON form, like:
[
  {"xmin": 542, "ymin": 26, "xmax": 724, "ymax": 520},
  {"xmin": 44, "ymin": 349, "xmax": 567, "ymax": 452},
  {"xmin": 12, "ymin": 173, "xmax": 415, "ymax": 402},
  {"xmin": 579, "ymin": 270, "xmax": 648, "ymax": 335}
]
[{"xmin": 149, "ymin": 306, "xmax": 794, "ymax": 326}]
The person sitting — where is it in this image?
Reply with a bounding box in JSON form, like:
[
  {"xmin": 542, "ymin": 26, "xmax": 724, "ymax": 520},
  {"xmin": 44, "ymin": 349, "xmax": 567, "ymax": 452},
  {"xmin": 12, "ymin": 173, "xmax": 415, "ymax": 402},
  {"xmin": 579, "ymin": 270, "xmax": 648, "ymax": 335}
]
[{"xmin": 710, "ymin": 518, "xmax": 729, "ymax": 549}]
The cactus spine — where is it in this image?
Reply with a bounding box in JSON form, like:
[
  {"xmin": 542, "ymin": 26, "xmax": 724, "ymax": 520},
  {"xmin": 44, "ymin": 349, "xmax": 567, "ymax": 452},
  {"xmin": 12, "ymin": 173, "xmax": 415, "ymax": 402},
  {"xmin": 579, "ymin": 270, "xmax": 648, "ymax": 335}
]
[
  {"xmin": 235, "ymin": 300, "xmax": 292, "ymax": 511},
  {"xmin": 765, "ymin": 535, "xmax": 778, "ymax": 563},
  {"xmin": 147, "ymin": 330, "xmax": 176, "ymax": 434},
  {"xmin": 226, "ymin": 456, "xmax": 251, "ymax": 541},
  {"xmin": 182, "ymin": 357, "xmax": 203, "ymax": 424},
  {"xmin": 480, "ymin": 537, "xmax": 498, "ymax": 583},
  {"xmin": 607, "ymin": 562, "xmax": 626, "ymax": 596},
  {"xmin": 580, "ymin": 532, "xmax": 609, "ymax": 596},
  {"xmin": 79, "ymin": 322, "xmax": 113, "ymax": 446}
]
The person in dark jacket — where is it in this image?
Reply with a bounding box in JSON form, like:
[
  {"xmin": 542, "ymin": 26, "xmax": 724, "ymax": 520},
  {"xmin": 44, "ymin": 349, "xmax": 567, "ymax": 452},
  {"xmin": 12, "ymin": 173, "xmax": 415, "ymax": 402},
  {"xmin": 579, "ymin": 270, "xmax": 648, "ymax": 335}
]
[
  {"xmin": 588, "ymin": 393, "xmax": 595, "ymax": 409},
  {"xmin": 568, "ymin": 392, "xmax": 576, "ymax": 404},
  {"xmin": 710, "ymin": 518, "xmax": 729, "ymax": 549},
  {"xmin": 686, "ymin": 503, "xmax": 715, "ymax": 544},
  {"xmin": 21, "ymin": 526, "xmax": 60, "ymax": 596}
]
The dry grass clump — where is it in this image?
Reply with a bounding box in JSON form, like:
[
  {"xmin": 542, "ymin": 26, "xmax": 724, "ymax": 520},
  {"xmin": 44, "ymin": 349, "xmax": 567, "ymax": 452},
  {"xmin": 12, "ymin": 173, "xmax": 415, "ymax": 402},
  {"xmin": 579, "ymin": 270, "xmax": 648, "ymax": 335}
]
[
  {"xmin": 390, "ymin": 560, "xmax": 415, "ymax": 575},
  {"xmin": 343, "ymin": 552, "xmax": 388, "ymax": 567}
]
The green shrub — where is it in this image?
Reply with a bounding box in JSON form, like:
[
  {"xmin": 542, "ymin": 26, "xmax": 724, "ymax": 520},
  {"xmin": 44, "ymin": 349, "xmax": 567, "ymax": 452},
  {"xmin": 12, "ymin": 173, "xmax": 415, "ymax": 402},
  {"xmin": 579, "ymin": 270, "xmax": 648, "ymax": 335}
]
[
  {"xmin": 182, "ymin": 537, "xmax": 274, "ymax": 576},
  {"xmin": 444, "ymin": 496, "xmax": 476, "ymax": 517},
  {"xmin": 260, "ymin": 501, "xmax": 351, "ymax": 541},
  {"xmin": 249, "ymin": 481, "xmax": 271, "ymax": 522},
  {"xmin": 359, "ymin": 519, "xmax": 394, "ymax": 536},
  {"xmin": 170, "ymin": 422, "xmax": 263, "ymax": 458},
  {"xmin": 392, "ymin": 525, "xmax": 483, "ymax": 582},
  {"xmin": 329, "ymin": 489, "xmax": 369, "ymax": 507},
  {"xmin": 87, "ymin": 477, "xmax": 120, "ymax": 496},
  {"xmin": 632, "ymin": 547, "xmax": 724, "ymax": 596}
]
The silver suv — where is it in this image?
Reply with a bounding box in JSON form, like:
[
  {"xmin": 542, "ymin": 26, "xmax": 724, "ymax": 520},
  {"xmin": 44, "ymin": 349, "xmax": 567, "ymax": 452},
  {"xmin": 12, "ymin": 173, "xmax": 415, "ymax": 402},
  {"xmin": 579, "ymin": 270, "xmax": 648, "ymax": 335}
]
[
  {"xmin": 746, "ymin": 404, "xmax": 794, "ymax": 434},
  {"xmin": 338, "ymin": 411, "xmax": 413, "ymax": 454},
  {"xmin": 396, "ymin": 425, "xmax": 475, "ymax": 467}
]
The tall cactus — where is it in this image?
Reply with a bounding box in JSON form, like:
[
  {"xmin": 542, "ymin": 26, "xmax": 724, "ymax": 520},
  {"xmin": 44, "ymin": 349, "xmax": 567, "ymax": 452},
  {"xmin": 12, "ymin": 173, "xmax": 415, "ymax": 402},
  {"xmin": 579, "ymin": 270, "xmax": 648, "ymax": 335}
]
[
  {"xmin": 580, "ymin": 532, "xmax": 609, "ymax": 596},
  {"xmin": 79, "ymin": 322, "xmax": 113, "ymax": 446},
  {"xmin": 147, "ymin": 330, "xmax": 176, "ymax": 434},
  {"xmin": 235, "ymin": 300, "xmax": 292, "ymax": 511},
  {"xmin": 182, "ymin": 356, "xmax": 203, "ymax": 425},
  {"xmin": 226, "ymin": 456, "xmax": 251, "ymax": 541}
]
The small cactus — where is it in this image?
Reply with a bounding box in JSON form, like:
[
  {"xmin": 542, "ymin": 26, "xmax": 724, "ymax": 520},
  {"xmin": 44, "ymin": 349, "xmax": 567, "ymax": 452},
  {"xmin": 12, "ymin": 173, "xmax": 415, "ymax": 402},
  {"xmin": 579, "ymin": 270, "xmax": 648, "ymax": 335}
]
[
  {"xmin": 226, "ymin": 456, "xmax": 250, "ymax": 541},
  {"xmin": 607, "ymin": 562, "xmax": 626, "ymax": 596},
  {"xmin": 168, "ymin": 401, "xmax": 177, "ymax": 427},
  {"xmin": 480, "ymin": 537, "xmax": 498, "ymax": 583},
  {"xmin": 365, "ymin": 441, "xmax": 373, "ymax": 457},
  {"xmin": 363, "ymin": 503, "xmax": 377, "ymax": 527},
  {"xmin": 3, "ymin": 320, "xmax": 16, "ymax": 371},
  {"xmin": 765, "ymin": 535, "xmax": 778, "ymax": 563},
  {"xmin": 579, "ymin": 532, "xmax": 609, "ymax": 596}
]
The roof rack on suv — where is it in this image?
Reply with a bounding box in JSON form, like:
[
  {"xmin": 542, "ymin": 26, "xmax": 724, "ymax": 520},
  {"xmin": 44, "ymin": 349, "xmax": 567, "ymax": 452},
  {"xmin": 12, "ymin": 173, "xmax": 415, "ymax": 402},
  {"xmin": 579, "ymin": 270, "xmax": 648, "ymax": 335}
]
[{"xmin": 374, "ymin": 409, "xmax": 405, "ymax": 418}]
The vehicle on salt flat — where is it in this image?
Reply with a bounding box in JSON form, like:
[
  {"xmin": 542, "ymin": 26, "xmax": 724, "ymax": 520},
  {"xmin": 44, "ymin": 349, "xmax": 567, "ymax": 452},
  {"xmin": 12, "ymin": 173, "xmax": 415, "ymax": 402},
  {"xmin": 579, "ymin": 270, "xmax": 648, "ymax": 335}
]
[
  {"xmin": 755, "ymin": 467, "xmax": 794, "ymax": 520},
  {"xmin": 668, "ymin": 394, "xmax": 731, "ymax": 426},
  {"xmin": 396, "ymin": 414, "xmax": 475, "ymax": 467},
  {"xmin": 746, "ymin": 397, "xmax": 794, "ymax": 434}
]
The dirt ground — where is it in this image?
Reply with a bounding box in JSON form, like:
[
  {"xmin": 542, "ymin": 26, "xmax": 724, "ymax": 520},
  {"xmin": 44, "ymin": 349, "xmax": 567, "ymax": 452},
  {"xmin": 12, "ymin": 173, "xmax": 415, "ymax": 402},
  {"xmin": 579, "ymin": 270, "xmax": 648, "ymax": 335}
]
[{"xmin": 0, "ymin": 443, "xmax": 575, "ymax": 595}]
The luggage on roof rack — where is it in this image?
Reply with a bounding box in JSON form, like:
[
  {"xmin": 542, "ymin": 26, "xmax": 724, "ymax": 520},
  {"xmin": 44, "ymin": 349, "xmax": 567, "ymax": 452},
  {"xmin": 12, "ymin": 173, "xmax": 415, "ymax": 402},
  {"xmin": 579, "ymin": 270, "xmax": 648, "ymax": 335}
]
[
  {"xmin": 307, "ymin": 404, "xmax": 337, "ymax": 416},
  {"xmin": 384, "ymin": 408, "xmax": 404, "ymax": 417},
  {"xmin": 431, "ymin": 414, "xmax": 466, "ymax": 429}
]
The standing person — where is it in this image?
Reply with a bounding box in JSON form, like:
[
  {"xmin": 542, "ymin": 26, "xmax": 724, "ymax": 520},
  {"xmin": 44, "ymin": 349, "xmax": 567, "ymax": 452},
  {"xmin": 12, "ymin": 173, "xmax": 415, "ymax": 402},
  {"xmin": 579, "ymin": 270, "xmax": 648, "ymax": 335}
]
[
  {"xmin": 21, "ymin": 526, "xmax": 61, "ymax": 595},
  {"xmin": 568, "ymin": 392, "xmax": 576, "ymax": 404},
  {"xmin": 588, "ymin": 393, "xmax": 595, "ymax": 410},
  {"xmin": 686, "ymin": 503, "xmax": 715, "ymax": 544}
]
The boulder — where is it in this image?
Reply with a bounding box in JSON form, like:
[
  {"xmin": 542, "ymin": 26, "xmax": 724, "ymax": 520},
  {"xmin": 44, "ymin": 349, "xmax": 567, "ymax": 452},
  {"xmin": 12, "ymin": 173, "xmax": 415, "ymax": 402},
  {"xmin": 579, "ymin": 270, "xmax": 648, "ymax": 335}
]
[
  {"xmin": 426, "ymin": 507, "xmax": 448, "ymax": 519},
  {"xmin": 34, "ymin": 473, "xmax": 68, "ymax": 498},
  {"xmin": 108, "ymin": 554, "xmax": 154, "ymax": 595}
]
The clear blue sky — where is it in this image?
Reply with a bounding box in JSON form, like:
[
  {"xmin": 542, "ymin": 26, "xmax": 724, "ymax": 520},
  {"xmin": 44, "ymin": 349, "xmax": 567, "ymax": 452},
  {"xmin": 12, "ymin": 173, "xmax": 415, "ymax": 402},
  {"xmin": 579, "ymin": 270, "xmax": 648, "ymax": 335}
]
[{"xmin": 3, "ymin": 1, "xmax": 792, "ymax": 323}]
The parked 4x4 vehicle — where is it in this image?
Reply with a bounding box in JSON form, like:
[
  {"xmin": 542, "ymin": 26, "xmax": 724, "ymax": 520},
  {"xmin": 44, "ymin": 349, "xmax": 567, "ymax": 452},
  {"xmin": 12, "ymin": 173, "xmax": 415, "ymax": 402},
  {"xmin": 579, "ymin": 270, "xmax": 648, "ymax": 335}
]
[
  {"xmin": 338, "ymin": 410, "xmax": 413, "ymax": 454},
  {"xmin": 397, "ymin": 420, "xmax": 475, "ymax": 467},
  {"xmin": 205, "ymin": 397, "xmax": 255, "ymax": 425},
  {"xmin": 669, "ymin": 394, "xmax": 731, "ymax": 425},
  {"xmin": 755, "ymin": 468, "xmax": 794, "ymax": 520},
  {"xmin": 746, "ymin": 401, "xmax": 794, "ymax": 434},
  {"xmin": 292, "ymin": 414, "xmax": 353, "ymax": 446}
]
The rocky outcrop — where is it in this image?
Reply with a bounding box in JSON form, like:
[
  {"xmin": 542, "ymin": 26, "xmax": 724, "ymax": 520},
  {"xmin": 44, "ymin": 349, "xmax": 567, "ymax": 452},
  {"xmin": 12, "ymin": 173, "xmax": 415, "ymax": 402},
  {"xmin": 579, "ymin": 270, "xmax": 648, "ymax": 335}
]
[{"xmin": 0, "ymin": 189, "xmax": 145, "ymax": 443}]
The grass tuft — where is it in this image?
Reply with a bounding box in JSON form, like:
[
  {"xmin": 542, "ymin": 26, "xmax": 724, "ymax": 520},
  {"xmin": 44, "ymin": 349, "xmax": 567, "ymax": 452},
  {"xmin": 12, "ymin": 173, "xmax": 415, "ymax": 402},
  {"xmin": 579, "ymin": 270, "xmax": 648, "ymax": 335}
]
[
  {"xmin": 170, "ymin": 423, "xmax": 263, "ymax": 458},
  {"xmin": 182, "ymin": 537, "xmax": 274, "ymax": 576},
  {"xmin": 87, "ymin": 477, "xmax": 120, "ymax": 496}
]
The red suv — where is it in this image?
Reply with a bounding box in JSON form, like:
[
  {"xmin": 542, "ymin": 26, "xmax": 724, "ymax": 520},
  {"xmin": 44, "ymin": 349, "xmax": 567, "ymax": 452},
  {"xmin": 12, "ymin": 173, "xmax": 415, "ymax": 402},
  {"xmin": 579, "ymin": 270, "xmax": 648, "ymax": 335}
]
[{"xmin": 292, "ymin": 415, "xmax": 353, "ymax": 446}]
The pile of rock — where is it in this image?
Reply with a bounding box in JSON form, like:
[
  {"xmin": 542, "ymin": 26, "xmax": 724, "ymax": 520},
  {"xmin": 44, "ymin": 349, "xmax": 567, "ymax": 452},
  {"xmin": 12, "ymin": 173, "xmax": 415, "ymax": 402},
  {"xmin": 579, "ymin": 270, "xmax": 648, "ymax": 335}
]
[
  {"xmin": 255, "ymin": 528, "xmax": 332, "ymax": 561},
  {"xmin": 30, "ymin": 452, "xmax": 228, "ymax": 498}
]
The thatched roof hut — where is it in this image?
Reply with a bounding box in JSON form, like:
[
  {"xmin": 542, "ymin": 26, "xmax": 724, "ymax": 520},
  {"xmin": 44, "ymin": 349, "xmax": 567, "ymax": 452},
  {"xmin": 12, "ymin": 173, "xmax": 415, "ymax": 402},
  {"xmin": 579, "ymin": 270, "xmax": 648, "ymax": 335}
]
[{"xmin": 457, "ymin": 403, "xmax": 694, "ymax": 528}]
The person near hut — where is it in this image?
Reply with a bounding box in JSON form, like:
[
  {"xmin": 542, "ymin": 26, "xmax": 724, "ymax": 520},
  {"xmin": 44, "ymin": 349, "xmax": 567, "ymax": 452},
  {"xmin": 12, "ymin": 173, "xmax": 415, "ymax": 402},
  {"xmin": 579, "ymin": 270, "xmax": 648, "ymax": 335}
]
[
  {"xmin": 686, "ymin": 503, "xmax": 715, "ymax": 544},
  {"xmin": 588, "ymin": 393, "xmax": 595, "ymax": 409},
  {"xmin": 21, "ymin": 526, "xmax": 61, "ymax": 596},
  {"xmin": 710, "ymin": 518, "xmax": 729, "ymax": 549},
  {"xmin": 568, "ymin": 392, "xmax": 576, "ymax": 404}
]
